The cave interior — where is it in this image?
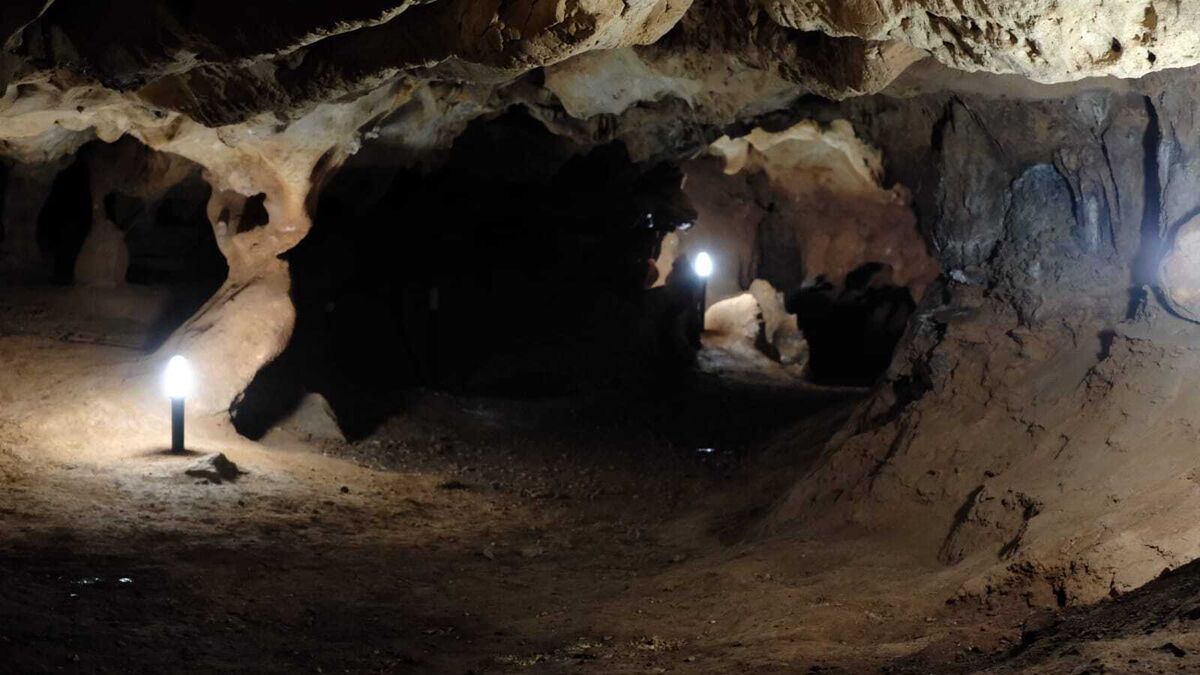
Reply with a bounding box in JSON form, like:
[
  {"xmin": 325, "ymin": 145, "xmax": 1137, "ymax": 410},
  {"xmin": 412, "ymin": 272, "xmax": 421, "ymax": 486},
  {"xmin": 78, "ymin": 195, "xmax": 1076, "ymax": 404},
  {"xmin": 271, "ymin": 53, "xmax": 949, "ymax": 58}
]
[{"xmin": 5, "ymin": 1, "xmax": 1200, "ymax": 673}]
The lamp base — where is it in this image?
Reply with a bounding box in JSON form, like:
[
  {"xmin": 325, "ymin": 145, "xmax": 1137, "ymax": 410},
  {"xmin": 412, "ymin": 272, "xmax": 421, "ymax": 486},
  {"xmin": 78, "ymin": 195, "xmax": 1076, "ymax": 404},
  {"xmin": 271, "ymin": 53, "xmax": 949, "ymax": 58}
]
[{"xmin": 171, "ymin": 398, "xmax": 185, "ymax": 452}]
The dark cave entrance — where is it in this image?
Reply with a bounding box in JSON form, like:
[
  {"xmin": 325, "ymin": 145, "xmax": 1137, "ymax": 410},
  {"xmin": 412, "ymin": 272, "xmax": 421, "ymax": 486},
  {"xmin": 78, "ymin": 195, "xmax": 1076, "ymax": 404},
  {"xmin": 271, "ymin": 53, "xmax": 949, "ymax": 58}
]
[
  {"xmin": 120, "ymin": 166, "xmax": 227, "ymax": 348},
  {"xmin": 37, "ymin": 151, "xmax": 92, "ymax": 285},
  {"xmin": 784, "ymin": 263, "xmax": 917, "ymax": 386},
  {"xmin": 233, "ymin": 108, "xmax": 698, "ymax": 438},
  {"xmin": 5, "ymin": 137, "xmax": 228, "ymax": 349}
]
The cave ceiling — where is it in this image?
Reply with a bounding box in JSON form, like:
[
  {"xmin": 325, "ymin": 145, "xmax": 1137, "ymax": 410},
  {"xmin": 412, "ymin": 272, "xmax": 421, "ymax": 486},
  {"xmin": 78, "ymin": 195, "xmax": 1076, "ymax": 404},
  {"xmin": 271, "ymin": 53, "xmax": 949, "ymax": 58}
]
[{"xmin": 1, "ymin": 1, "xmax": 1192, "ymax": 167}]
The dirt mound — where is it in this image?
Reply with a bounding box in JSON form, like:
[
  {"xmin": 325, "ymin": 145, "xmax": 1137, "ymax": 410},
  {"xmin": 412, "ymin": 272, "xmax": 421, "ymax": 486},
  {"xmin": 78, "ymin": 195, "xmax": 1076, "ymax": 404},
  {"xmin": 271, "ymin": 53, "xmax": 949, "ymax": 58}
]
[
  {"xmin": 770, "ymin": 292, "xmax": 1200, "ymax": 608},
  {"xmin": 981, "ymin": 556, "xmax": 1200, "ymax": 673}
]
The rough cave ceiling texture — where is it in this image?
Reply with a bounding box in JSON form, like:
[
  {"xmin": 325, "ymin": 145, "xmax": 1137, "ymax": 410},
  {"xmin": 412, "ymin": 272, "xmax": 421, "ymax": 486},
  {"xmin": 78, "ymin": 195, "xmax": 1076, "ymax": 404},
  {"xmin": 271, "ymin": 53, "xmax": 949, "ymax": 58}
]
[
  {"xmin": 764, "ymin": 0, "xmax": 1193, "ymax": 82},
  {"xmin": 4, "ymin": 1, "xmax": 1193, "ymax": 137}
]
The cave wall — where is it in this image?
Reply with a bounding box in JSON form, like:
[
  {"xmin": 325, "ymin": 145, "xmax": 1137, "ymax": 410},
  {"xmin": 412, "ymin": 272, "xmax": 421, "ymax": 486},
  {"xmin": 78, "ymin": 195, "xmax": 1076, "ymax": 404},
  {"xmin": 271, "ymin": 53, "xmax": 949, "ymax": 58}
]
[
  {"xmin": 835, "ymin": 91, "xmax": 1145, "ymax": 307},
  {"xmin": 767, "ymin": 80, "xmax": 1200, "ymax": 605},
  {"xmin": 683, "ymin": 119, "xmax": 939, "ymax": 302}
]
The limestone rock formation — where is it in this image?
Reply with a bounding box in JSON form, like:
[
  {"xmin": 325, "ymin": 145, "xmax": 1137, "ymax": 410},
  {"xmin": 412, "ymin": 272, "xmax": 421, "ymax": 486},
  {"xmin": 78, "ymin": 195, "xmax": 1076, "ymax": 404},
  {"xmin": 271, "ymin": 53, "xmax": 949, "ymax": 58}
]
[
  {"xmin": 707, "ymin": 120, "xmax": 939, "ymax": 298},
  {"xmin": 764, "ymin": 0, "xmax": 1196, "ymax": 83},
  {"xmin": 276, "ymin": 393, "xmax": 346, "ymax": 443},
  {"xmin": 749, "ymin": 279, "xmax": 807, "ymax": 365}
]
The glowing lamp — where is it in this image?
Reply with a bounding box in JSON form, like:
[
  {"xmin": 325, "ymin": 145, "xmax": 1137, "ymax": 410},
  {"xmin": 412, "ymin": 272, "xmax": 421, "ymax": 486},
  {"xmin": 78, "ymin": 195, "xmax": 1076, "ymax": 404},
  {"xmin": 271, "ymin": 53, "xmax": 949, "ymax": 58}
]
[
  {"xmin": 163, "ymin": 355, "xmax": 194, "ymax": 400},
  {"xmin": 162, "ymin": 355, "xmax": 193, "ymax": 452},
  {"xmin": 693, "ymin": 251, "xmax": 714, "ymax": 279}
]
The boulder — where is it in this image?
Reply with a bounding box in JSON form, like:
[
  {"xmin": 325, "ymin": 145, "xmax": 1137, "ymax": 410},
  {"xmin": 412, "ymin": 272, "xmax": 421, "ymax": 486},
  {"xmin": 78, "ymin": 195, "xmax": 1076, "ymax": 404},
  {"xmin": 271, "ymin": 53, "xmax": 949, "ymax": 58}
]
[
  {"xmin": 277, "ymin": 393, "xmax": 345, "ymax": 442},
  {"xmin": 184, "ymin": 453, "xmax": 244, "ymax": 484}
]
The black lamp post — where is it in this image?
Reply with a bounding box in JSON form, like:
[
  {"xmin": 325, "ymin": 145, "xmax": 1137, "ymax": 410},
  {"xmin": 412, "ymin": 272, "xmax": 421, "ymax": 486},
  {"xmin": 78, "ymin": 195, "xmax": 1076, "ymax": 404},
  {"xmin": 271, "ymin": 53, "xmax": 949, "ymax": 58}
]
[{"xmin": 693, "ymin": 251, "xmax": 713, "ymax": 341}]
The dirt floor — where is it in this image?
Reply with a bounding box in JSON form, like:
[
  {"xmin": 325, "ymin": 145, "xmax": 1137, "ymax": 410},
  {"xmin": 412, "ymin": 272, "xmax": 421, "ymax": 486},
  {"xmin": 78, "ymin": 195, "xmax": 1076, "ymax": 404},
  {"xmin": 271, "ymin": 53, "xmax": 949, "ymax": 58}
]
[{"xmin": 4, "ymin": 287, "xmax": 1200, "ymax": 673}]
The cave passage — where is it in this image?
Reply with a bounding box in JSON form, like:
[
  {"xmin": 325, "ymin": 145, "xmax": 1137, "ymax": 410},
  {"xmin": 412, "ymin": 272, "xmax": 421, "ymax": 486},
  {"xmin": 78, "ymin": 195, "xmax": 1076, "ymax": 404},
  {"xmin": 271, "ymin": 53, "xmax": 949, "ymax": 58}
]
[
  {"xmin": 233, "ymin": 109, "xmax": 706, "ymax": 436},
  {"xmin": 14, "ymin": 3, "xmax": 1200, "ymax": 670},
  {"xmin": 228, "ymin": 108, "xmax": 927, "ymax": 437},
  {"xmin": 307, "ymin": 109, "xmax": 687, "ymax": 396},
  {"xmin": 1, "ymin": 137, "xmax": 227, "ymax": 351},
  {"xmin": 785, "ymin": 262, "xmax": 917, "ymax": 385}
]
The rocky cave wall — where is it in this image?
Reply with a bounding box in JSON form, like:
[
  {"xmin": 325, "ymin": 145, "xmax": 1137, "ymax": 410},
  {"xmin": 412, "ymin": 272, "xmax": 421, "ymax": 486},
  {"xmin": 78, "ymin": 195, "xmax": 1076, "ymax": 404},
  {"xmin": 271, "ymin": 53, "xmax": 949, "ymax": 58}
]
[
  {"xmin": 762, "ymin": 74, "xmax": 1200, "ymax": 606},
  {"xmin": 675, "ymin": 119, "xmax": 940, "ymax": 302}
]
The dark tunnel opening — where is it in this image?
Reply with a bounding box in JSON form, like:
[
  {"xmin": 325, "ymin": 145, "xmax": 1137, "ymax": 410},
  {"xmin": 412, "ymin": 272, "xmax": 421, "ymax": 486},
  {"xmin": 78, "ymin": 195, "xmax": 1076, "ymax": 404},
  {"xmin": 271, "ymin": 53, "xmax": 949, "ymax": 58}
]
[
  {"xmin": 232, "ymin": 108, "xmax": 697, "ymax": 438},
  {"xmin": 37, "ymin": 150, "xmax": 92, "ymax": 285},
  {"xmin": 237, "ymin": 193, "xmax": 270, "ymax": 233},
  {"xmin": 785, "ymin": 262, "xmax": 916, "ymax": 386},
  {"xmin": 6, "ymin": 137, "xmax": 229, "ymax": 350},
  {"xmin": 120, "ymin": 170, "xmax": 228, "ymax": 348}
]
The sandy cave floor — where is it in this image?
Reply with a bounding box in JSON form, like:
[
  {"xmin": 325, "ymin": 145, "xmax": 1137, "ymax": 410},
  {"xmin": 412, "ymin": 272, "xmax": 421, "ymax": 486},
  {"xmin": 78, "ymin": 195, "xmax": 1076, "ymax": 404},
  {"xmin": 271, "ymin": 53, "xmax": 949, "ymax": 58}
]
[{"xmin": 4, "ymin": 289, "xmax": 1200, "ymax": 673}]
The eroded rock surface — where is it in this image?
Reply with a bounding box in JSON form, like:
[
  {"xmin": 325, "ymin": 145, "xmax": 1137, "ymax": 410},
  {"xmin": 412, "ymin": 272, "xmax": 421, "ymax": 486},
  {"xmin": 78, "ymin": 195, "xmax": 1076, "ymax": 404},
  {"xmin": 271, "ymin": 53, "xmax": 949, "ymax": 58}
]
[
  {"xmin": 764, "ymin": 0, "xmax": 1193, "ymax": 83},
  {"xmin": 707, "ymin": 119, "xmax": 939, "ymax": 298}
]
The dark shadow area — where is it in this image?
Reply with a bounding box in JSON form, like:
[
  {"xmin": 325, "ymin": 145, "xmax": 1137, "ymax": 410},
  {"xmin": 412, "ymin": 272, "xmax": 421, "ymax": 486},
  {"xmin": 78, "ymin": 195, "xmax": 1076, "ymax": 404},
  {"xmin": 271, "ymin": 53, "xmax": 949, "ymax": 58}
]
[
  {"xmin": 233, "ymin": 107, "xmax": 695, "ymax": 439},
  {"xmin": 785, "ymin": 262, "xmax": 916, "ymax": 386},
  {"xmin": 1130, "ymin": 95, "xmax": 1165, "ymax": 319},
  {"xmin": 0, "ymin": 544, "xmax": 507, "ymax": 674},
  {"xmin": 120, "ymin": 168, "xmax": 227, "ymax": 348},
  {"xmin": 36, "ymin": 149, "xmax": 92, "ymax": 285},
  {"xmin": 237, "ymin": 192, "xmax": 269, "ymax": 233},
  {"xmin": 123, "ymin": 175, "xmax": 222, "ymax": 285}
]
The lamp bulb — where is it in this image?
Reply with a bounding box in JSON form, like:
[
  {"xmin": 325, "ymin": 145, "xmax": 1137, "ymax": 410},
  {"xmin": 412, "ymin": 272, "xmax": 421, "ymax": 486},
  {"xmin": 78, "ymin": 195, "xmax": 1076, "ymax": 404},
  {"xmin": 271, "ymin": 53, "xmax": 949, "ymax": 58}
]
[{"xmin": 163, "ymin": 355, "xmax": 194, "ymax": 400}]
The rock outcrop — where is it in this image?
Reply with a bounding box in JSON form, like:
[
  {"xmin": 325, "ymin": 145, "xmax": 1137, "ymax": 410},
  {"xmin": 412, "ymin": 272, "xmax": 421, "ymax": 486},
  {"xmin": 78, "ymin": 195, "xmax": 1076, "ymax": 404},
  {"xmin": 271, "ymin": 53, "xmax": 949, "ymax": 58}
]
[{"xmin": 764, "ymin": 0, "xmax": 1194, "ymax": 83}]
